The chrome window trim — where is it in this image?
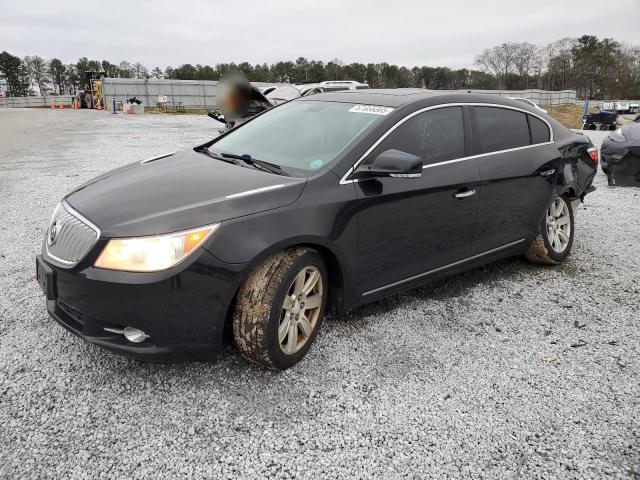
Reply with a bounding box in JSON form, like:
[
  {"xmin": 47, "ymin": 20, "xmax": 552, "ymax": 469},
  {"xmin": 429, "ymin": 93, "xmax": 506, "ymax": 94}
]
[
  {"xmin": 340, "ymin": 102, "xmax": 554, "ymax": 185},
  {"xmin": 362, "ymin": 238, "xmax": 526, "ymax": 297},
  {"xmin": 44, "ymin": 200, "xmax": 101, "ymax": 268}
]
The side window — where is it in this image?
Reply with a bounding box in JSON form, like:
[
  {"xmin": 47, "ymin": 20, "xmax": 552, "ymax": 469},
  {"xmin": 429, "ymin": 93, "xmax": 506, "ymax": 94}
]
[
  {"xmin": 528, "ymin": 115, "xmax": 551, "ymax": 144},
  {"xmin": 373, "ymin": 107, "xmax": 465, "ymax": 166},
  {"xmin": 474, "ymin": 107, "xmax": 530, "ymax": 153}
]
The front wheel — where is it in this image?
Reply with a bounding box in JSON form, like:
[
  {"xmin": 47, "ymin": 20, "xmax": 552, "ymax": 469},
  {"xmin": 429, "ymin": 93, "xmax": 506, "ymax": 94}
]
[
  {"xmin": 525, "ymin": 195, "xmax": 575, "ymax": 264},
  {"xmin": 232, "ymin": 248, "xmax": 328, "ymax": 369}
]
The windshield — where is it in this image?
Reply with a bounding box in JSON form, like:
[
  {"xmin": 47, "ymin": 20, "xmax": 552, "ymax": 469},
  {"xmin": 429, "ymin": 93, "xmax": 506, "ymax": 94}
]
[{"xmin": 209, "ymin": 100, "xmax": 389, "ymax": 174}]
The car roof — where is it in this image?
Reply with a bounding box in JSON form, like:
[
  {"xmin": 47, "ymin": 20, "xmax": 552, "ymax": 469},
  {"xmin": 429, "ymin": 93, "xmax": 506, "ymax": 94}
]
[{"xmin": 299, "ymin": 88, "xmax": 538, "ymax": 110}]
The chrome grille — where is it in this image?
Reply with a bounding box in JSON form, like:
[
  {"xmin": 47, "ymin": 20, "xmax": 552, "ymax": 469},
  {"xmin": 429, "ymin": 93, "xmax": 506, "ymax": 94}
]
[{"xmin": 45, "ymin": 202, "xmax": 100, "ymax": 267}]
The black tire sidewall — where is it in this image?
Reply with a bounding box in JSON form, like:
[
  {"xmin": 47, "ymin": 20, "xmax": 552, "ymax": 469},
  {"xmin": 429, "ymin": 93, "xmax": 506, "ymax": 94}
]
[
  {"xmin": 542, "ymin": 195, "xmax": 575, "ymax": 263},
  {"xmin": 266, "ymin": 251, "xmax": 328, "ymax": 369}
]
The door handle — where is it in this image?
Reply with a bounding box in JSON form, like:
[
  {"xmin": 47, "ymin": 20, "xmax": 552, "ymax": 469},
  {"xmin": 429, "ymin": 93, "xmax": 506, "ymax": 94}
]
[
  {"xmin": 454, "ymin": 189, "xmax": 476, "ymax": 199},
  {"xmin": 540, "ymin": 168, "xmax": 556, "ymax": 177}
]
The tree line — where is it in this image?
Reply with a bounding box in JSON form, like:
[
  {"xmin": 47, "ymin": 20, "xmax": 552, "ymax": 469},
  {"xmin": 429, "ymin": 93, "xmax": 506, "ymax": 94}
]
[
  {"xmin": 475, "ymin": 35, "xmax": 640, "ymax": 98},
  {"xmin": 1, "ymin": 35, "xmax": 638, "ymax": 99}
]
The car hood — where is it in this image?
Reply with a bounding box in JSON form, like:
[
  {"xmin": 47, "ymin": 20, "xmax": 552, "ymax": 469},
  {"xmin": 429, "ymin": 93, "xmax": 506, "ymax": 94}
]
[{"xmin": 65, "ymin": 148, "xmax": 306, "ymax": 237}]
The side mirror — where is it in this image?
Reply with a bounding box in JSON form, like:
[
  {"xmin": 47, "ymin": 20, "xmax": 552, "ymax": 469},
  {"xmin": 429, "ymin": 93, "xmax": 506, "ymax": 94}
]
[{"xmin": 352, "ymin": 149, "xmax": 423, "ymax": 180}]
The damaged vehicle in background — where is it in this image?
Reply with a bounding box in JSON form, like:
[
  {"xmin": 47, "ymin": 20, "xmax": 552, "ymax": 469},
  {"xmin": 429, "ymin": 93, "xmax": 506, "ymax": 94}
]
[
  {"xmin": 208, "ymin": 80, "xmax": 370, "ymax": 130},
  {"xmin": 208, "ymin": 83, "xmax": 301, "ymax": 131},
  {"xmin": 36, "ymin": 90, "xmax": 598, "ymax": 370},
  {"xmin": 601, "ymin": 116, "xmax": 640, "ymax": 186}
]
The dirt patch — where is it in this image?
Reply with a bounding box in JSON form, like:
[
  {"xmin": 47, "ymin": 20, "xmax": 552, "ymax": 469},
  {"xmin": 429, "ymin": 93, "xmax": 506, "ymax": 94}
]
[{"xmin": 546, "ymin": 104, "xmax": 589, "ymax": 129}]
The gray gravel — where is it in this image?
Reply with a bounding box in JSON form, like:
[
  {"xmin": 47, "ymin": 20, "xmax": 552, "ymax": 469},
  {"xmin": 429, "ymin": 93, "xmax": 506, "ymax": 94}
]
[{"xmin": 1, "ymin": 109, "xmax": 639, "ymax": 479}]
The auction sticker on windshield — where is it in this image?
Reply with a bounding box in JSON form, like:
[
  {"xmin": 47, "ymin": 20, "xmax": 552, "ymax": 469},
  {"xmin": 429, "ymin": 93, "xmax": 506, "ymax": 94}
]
[{"xmin": 348, "ymin": 105, "xmax": 394, "ymax": 115}]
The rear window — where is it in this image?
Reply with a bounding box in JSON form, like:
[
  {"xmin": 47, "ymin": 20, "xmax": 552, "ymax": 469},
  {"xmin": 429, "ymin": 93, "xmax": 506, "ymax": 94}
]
[
  {"xmin": 474, "ymin": 107, "xmax": 530, "ymax": 153},
  {"xmin": 528, "ymin": 115, "xmax": 551, "ymax": 144}
]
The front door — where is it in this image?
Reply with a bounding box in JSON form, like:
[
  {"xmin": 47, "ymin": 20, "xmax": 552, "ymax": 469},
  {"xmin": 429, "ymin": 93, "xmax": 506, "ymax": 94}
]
[{"xmin": 353, "ymin": 106, "xmax": 480, "ymax": 297}]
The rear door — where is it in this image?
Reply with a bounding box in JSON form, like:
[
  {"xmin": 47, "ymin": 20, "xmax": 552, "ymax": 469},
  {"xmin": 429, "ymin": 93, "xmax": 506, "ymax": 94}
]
[
  {"xmin": 470, "ymin": 106, "xmax": 556, "ymax": 254},
  {"xmin": 353, "ymin": 106, "xmax": 480, "ymax": 297}
]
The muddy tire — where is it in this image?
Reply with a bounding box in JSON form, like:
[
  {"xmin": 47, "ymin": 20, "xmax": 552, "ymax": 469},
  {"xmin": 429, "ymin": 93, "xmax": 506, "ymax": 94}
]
[
  {"xmin": 232, "ymin": 247, "xmax": 328, "ymax": 369},
  {"xmin": 525, "ymin": 195, "xmax": 575, "ymax": 265}
]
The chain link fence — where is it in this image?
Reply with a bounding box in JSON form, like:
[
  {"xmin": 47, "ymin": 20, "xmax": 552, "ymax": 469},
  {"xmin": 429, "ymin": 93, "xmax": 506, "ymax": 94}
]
[
  {"xmin": 0, "ymin": 95, "xmax": 75, "ymax": 108},
  {"xmin": 1, "ymin": 84, "xmax": 583, "ymax": 109}
]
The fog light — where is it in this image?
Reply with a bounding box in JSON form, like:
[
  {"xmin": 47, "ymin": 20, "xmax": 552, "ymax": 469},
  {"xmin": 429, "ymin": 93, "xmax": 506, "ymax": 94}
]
[{"xmin": 123, "ymin": 327, "xmax": 148, "ymax": 343}]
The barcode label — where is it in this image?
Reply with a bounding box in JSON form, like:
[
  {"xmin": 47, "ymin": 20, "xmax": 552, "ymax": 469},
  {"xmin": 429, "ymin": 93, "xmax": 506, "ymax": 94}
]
[{"xmin": 348, "ymin": 105, "xmax": 393, "ymax": 115}]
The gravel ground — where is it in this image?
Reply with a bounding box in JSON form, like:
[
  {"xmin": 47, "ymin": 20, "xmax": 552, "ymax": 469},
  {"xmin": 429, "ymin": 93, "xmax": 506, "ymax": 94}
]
[{"xmin": 1, "ymin": 109, "xmax": 639, "ymax": 479}]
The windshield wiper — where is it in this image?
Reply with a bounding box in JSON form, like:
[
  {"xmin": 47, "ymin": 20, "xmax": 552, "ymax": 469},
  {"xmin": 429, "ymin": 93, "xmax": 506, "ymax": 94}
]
[
  {"xmin": 221, "ymin": 152, "xmax": 289, "ymax": 176},
  {"xmin": 195, "ymin": 147, "xmax": 241, "ymax": 166}
]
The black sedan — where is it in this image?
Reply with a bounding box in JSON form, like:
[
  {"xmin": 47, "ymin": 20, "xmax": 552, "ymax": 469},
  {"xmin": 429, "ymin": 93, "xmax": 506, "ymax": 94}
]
[
  {"xmin": 601, "ymin": 117, "xmax": 640, "ymax": 186},
  {"xmin": 37, "ymin": 90, "xmax": 598, "ymax": 369}
]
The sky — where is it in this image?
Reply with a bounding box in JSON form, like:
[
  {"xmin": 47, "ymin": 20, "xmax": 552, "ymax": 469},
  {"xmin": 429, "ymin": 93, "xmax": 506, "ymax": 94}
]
[{"xmin": 1, "ymin": 0, "xmax": 638, "ymax": 70}]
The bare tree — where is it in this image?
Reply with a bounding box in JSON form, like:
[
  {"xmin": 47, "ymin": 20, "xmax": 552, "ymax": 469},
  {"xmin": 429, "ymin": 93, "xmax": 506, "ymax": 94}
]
[
  {"xmin": 133, "ymin": 62, "xmax": 148, "ymax": 79},
  {"xmin": 545, "ymin": 38, "xmax": 577, "ymax": 90},
  {"xmin": 512, "ymin": 43, "xmax": 536, "ymax": 88},
  {"xmin": 25, "ymin": 55, "xmax": 49, "ymax": 94},
  {"xmin": 48, "ymin": 58, "xmax": 66, "ymax": 94},
  {"xmin": 475, "ymin": 43, "xmax": 519, "ymax": 88},
  {"xmin": 118, "ymin": 61, "xmax": 134, "ymax": 78},
  {"xmin": 326, "ymin": 58, "xmax": 344, "ymax": 80},
  {"xmin": 615, "ymin": 44, "xmax": 640, "ymax": 98},
  {"xmin": 530, "ymin": 46, "xmax": 548, "ymax": 89}
]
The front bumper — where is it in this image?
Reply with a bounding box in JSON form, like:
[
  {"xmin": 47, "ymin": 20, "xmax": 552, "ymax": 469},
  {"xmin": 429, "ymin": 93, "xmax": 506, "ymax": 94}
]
[{"xmin": 36, "ymin": 249, "xmax": 246, "ymax": 361}]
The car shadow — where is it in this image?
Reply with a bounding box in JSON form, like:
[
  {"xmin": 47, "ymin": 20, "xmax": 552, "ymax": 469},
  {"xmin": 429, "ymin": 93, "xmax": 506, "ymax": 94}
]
[
  {"xmin": 333, "ymin": 255, "xmax": 538, "ymax": 324},
  {"xmin": 70, "ymin": 254, "xmax": 550, "ymax": 387}
]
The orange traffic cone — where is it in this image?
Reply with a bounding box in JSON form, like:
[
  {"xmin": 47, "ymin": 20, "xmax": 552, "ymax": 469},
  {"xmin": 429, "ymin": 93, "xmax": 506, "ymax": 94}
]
[
  {"xmin": 50, "ymin": 99, "xmax": 54, "ymax": 109},
  {"xmin": 58, "ymin": 100, "xmax": 64, "ymax": 109}
]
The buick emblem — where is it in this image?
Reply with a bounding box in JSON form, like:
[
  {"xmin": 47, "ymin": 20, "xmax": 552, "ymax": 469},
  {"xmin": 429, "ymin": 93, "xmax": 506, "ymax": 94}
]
[{"xmin": 48, "ymin": 221, "xmax": 58, "ymax": 245}]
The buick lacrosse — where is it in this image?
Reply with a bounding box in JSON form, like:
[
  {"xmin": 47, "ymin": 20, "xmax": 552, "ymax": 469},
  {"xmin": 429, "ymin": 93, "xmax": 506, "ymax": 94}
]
[{"xmin": 37, "ymin": 90, "xmax": 598, "ymax": 369}]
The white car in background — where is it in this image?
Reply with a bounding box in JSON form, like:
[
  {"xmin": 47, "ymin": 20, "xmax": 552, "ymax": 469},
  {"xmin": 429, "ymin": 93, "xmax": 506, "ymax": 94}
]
[
  {"xmin": 508, "ymin": 97, "xmax": 548, "ymax": 113},
  {"xmin": 296, "ymin": 80, "xmax": 370, "ymax": 96}
]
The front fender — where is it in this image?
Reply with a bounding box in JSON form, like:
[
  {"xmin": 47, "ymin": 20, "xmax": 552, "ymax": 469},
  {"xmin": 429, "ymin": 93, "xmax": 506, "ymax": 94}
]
[{"xmin": 203, "ymin": 176, "xmax": 359, "ymax": 310}]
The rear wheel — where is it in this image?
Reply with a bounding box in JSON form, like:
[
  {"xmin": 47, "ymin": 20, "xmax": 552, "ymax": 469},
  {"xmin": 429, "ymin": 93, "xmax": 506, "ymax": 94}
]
[
  {"xmin": 232, "ymin": 248, "xmax": 328, "ymax": 369},
  {"xmin": 525, "ymin": 195, "xmax": 574, "ymax": 264}
]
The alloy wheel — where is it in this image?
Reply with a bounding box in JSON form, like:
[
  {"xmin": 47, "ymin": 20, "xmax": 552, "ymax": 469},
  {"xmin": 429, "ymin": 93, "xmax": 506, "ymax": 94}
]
[
  {"xmin": 546, "ymin": 197, "xmax": 571, "ymax": 253},
  {"xmin": 278, "ymin": 266, "xmax": 323, "ymax": 355}
]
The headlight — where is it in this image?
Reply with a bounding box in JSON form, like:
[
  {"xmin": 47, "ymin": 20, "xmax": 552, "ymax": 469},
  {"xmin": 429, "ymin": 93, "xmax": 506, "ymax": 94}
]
[{"xmin": 94, "ymin": 224, "xmax": 219, "ymax": 272}]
